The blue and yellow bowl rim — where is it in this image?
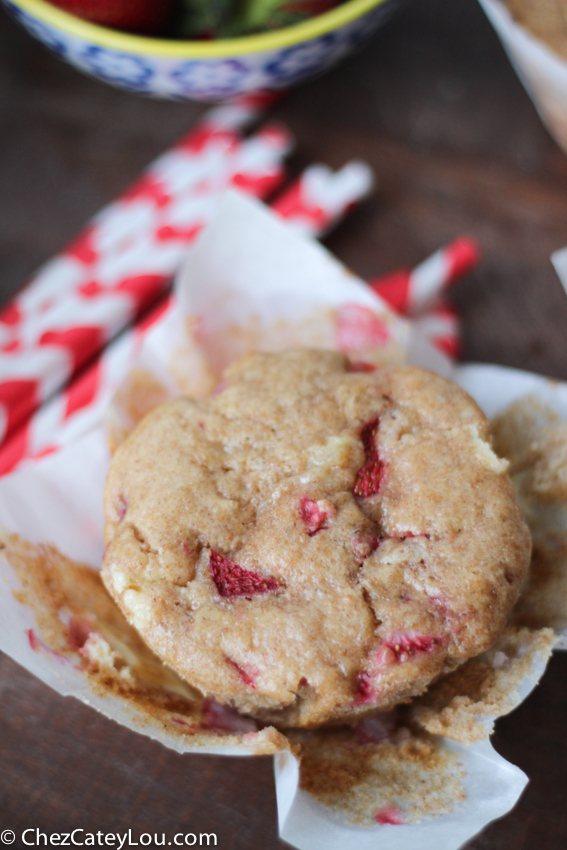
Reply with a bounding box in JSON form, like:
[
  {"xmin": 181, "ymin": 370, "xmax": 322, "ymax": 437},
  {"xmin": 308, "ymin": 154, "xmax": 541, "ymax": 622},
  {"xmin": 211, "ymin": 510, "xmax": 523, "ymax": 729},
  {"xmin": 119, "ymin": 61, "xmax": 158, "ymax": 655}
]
[{"xmin": 8, "ymin": 0, "xmax": 389, "ymax": 56}]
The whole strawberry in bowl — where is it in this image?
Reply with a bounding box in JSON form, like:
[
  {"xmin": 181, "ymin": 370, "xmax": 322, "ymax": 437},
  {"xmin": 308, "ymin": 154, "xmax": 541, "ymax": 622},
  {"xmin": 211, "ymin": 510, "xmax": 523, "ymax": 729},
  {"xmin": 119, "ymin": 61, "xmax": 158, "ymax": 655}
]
[
  {"xmin": 47, "ymin": 0, "xmax": 176, "ymax": 34},
  {"xmin": 2, "ymin": 0, "xmax": 404, "ymax": 101},
  {"xmin": 176, "ymin": 0, "xmax": 342, "ymax": 38}
]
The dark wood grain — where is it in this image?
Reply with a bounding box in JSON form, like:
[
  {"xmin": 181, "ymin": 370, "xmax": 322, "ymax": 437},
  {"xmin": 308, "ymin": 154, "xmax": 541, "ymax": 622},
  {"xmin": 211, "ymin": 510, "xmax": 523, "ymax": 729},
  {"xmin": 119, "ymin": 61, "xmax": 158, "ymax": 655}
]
[{"xmin": 1, "ymin": 0, "xmax": 567, "ymax": 847}]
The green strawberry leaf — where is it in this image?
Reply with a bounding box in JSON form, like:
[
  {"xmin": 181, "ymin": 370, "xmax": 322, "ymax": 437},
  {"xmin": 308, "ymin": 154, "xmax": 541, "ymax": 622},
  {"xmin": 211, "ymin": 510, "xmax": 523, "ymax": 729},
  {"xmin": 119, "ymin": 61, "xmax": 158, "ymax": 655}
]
[{"xmin": 177, "ymin": 0, "xmax": 233, "ymax": 38}]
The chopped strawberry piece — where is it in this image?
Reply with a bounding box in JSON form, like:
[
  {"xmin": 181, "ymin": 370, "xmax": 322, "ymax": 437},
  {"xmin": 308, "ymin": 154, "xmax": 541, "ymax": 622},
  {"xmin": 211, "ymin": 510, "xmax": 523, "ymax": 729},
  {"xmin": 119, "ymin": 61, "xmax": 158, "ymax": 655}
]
[
  {"xmin": 351, "ymin": 531, "xmax": 380, "ymax": 564},
  {"xmin": 374, "ymin": 803, "xmax": 404, "ymax": 825},
  {"xmin": 227, "ymin": 658, "xmax": 257, "ymax": 689},
  {"xmin": 117, "ymin": 494, "xmax": 127, "ymax": 521},
  {"xmin": 347, "ymin": 360, "xmax": 377, "ymax": 373},
  {"xmin": 386, "ymin": 531, "xmax": 430, "ymax": 542},
  {"xmin": 353, "ymin": 671, "xmax": 378, "ymax": 706},
  {"xmin": 429, "ymin": 596, "xmax": 458, "ymax": 627},
  {"xmin": 354, "ymin": 458, "xmax": 384, "ymax": 498},
  {"xmin": 170, "ymin": 716, "xmax": 198, "ymax": 731},
  {"xmin": 384, "ymin": 633, "xmax": 437, "ymax": 663},
  {"xmin": 299, "ymin": 497, "xmax": 335, "ymax": 536},
  {"xmin": 360, "ymin": 418, "xmax": 379, "ymax": 455},
  {"xmin": 26, "ymin": 628, "xmax": 41, "ymax": 653},
  {"xmin": 209, "ymin": 550, "xmax": 280, "ymax": 598},
  {"xmin": 354, "ymin": 633, "xmax": 440, "ymax": 705},
  {"xmin": 201, "ymin": 699, "xmax": 257, "ymax": 735},
  {"xmin": 67, "ymin": 616, "xmax": 95, "ymax": 650},
  {"xmin": 374, "ymin": 646, "xmax": 398, "ymax": 666},
  {"xmin": 354, "ymin": 419, "xmax": 385, "ymax": 498},
  {"xmin": 25, "ymin": 629, "xmax": 76, "ymax": 668}
]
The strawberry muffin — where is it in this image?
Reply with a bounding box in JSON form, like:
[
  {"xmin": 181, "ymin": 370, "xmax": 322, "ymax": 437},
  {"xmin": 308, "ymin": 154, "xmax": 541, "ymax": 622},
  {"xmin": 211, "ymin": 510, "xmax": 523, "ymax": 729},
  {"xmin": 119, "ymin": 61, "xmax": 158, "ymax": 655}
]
[{"xmin": 102, "ymin": 350, "xmax": 530, "ymax": 728}]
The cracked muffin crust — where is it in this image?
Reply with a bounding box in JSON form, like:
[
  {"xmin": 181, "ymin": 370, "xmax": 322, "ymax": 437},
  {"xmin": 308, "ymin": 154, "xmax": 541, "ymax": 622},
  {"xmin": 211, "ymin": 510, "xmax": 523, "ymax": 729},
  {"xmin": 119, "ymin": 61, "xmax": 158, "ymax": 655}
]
[{"xmin": 102, "ymin": 350, "xmax": 531, "ymax": 728}]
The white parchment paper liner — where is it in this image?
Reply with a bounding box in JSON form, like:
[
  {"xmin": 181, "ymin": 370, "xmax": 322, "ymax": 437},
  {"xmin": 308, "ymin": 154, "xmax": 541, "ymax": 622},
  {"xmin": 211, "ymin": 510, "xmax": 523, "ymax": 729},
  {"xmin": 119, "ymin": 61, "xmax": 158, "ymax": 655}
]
[
  {"xmin": 479, "ymin": 0, "xmax": 567, "ymax": 155},
  {"xmin": 0, "ymin": 192, "xmax": 561, "ymax": 849}
]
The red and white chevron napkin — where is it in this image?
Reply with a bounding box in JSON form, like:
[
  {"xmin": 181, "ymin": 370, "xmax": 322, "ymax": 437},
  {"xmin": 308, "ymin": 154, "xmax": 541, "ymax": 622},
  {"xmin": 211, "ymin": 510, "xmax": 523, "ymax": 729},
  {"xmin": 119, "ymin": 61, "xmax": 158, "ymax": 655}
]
[{"xmin": 0, "ymin": 98, "xmax": 480, "ymax": 476}]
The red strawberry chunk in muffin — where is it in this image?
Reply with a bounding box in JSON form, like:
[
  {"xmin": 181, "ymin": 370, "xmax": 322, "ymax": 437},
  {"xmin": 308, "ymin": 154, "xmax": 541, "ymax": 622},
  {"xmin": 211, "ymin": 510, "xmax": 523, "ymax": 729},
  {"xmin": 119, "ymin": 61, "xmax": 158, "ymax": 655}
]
[
  {"xmin": 369, "ymin": 633, "xmax": 440, "ymax": 669},
  {"xmin": 117, "ymin": 494, "xmax": 127, "ymax": 521},
  {"xmin": 227, "ymin": 657, "xmax": 257, "ymax": 689},
  {"xmin": 347, "ymin": 360, "xmax": 378, "ymax": 373},
  {"xmin": 374, "ymin": 803, "xmax": 404, "ymax": 825},
  {"xmin": 353, "ymin": 671, "xmax": 379, "ymax": 706},
  {"xmin": 388, "ymin": 531, "xmax": 430, "ymax": 542},
  {"xmin": 299, "ymin": 496, "xmax": 335, "ymax": 536},
  {"xmin": 354, "ymin": 633, "xmax": 440, "ymax": 704},
  {"xmin": 354, "ymin": 418, "xmax": 385, "ymax": 498},
  {"xmin": 67, "ymin": 615, "xmax": 95, "ymax": 650},
  {"xmin": 351, "ymin": 531, "xmax": 381, "ymax": 564},
  {"xmin": 360, "ymin": 417, "xmax": 379, "ymax": 456},
  {"xmin": 201, "ymin": 699, "xmax": 257, "ymax": 734},
  {"xmin": 384, "ymin": 633, "xmax": 438, "ymax": 663},
  {"xmin": 354, "ymin": 458, "xmax": 384, "ymax": 498},
  {"xmin": 209, "ymin": 550, "xmax": 280, "ymax": 598}
]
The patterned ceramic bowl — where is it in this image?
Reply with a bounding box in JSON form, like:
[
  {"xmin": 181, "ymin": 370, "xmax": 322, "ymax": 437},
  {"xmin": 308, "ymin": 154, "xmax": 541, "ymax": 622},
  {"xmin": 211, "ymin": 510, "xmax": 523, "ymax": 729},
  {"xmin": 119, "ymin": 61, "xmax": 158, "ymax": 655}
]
[{"xmin": 2, "ymin": 0, "xmax": 402, "ymax": 101}]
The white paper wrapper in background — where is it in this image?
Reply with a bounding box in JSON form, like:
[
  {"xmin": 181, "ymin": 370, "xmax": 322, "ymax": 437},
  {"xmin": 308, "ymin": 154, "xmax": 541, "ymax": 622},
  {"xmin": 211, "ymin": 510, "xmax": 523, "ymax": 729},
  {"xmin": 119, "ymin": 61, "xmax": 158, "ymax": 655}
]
[
  {"xmin": 127, "ymin": 191, "xmax": 451, "ymax": 402},
  {"xmin": 0, "ymin": 192, "xmax": 561, "ymax": 850},
  {"xmin": 457, "ymin": 362, "xmax": 567, "ymax": 649},
  {"xmin": 478, "ymin": 0, "xmax": 567, "ymax": 155},
  {"xmin": 551, "ymin": 245, "xmax": 567, "ymax": 300}
]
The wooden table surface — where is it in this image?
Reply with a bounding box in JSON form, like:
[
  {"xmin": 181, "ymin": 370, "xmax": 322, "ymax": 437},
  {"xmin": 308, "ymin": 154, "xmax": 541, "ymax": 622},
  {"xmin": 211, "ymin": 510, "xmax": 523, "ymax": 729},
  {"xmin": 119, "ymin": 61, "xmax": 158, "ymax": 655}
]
[{"xmin": 1, "ymin": 0, "xmax": 567, "ymax": 847}]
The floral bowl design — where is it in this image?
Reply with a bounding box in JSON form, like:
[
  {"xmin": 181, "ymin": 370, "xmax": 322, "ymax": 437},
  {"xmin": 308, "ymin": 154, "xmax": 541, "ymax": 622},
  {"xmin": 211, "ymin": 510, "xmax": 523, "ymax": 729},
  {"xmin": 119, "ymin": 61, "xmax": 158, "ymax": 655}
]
[{"xmin": 2, "ymin": 0, "xmax": 402, "ymax": 102}]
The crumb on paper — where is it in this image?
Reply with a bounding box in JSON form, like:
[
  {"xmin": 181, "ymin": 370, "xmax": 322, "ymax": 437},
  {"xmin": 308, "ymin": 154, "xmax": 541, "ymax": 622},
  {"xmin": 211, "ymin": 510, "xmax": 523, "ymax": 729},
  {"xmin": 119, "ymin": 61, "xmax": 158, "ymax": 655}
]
[
  {"xmin": 0, "ymin": 532, "xmax": 289, "ymax": 755},
  {"xmin": 411, "ymin": 626, "xmax": 555, "ymax": 742},
  {"xmin": 291, "ymin": 720, "xmax": 465, "ymax": 825},
  {"xmin": 492, "ymin": 395, "xmax": 567, "ymax": 632}
]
